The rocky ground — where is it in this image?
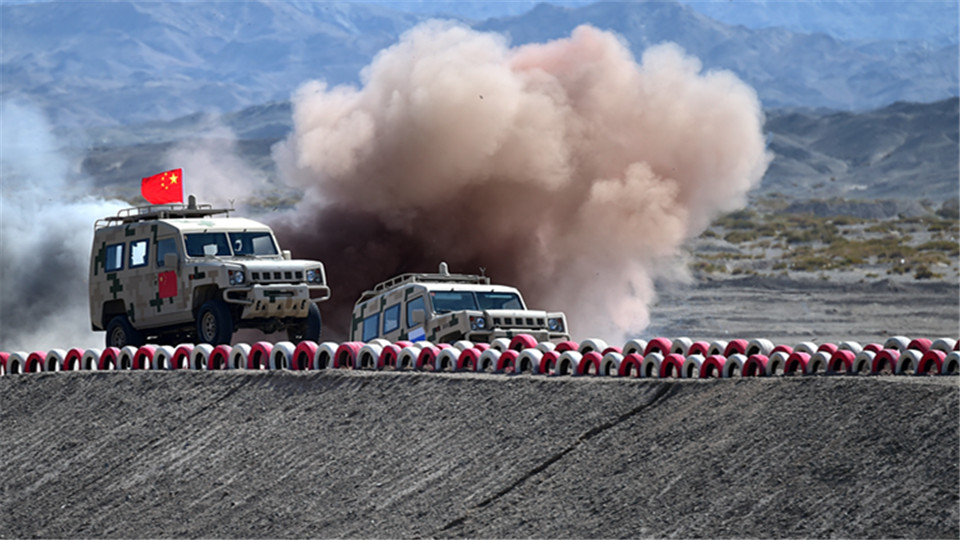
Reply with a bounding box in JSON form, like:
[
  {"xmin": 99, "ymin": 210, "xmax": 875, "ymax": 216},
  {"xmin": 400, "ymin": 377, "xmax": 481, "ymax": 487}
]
[{"xmin": 0, "ymin": 371, "xmax": 956, "ymax": 539}]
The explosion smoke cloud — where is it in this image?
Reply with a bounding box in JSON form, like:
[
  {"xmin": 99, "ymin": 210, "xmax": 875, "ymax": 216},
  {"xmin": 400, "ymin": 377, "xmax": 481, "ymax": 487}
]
[{"xmin": 272, "ymin": 22, "xmax": 772, "ymax": 340}]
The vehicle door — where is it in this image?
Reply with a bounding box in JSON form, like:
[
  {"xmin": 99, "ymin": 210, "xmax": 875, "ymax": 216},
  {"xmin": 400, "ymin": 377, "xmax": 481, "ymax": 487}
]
[
  {"xmin": 148, "ymin": 234, "xmax": 191, "ymax": 325},
  {"xmin": 404, "ymin": 294, "xmax": 428, "ymax": 342}
]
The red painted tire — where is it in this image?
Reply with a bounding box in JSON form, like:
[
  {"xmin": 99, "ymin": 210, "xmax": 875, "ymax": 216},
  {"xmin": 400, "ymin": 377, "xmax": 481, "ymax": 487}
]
[
  {"xmin": 171, "ymin": 345, "xmax": 193, "ymax": 370},
  {"xmin": 416, "ymin": 346, "xmax": 440, "ymax": 371},
  {"xmin": 496, "ymin": 349, "xmax": 520, "ymax": 373},
  {"xmin": 249, "ymin": 342, "xmax": 274, "ymax": 370},
  {"xmin": 863, "ymin": 343, "xmax": 883, "ymax": 354},
  {"xmin": 133, "ymin": 346, "xmax": 156, "ymax": 370},
  {"xmin": 63, "ymin": 348, "xmax": 84, "ymax": 371},
  {"xmin": 99, "ymin": 347, "xmax": 121, "ymax": 371},
  {"xmin": 554, "ymin": 341, "xmax": 579, "ymax": 353},
  {"xmin": 287, "ymin": 342, "xmax": 314, "ymax": 370},
  {"xmin": 699, "ymin": 355, "xmax": 726, "ymax": 378},
  {"xmin": 473, "ymin": 343, "xmax": 491, "ymax": 352},
  {"xmin": 871, "ymin": 349, "xmax": 900, "ymax": 374},
  {"xmin": 379, "ymin": 344, "xmax": 402, "ymax": 370},
  {"xmin": 783, "ymin": 352, "xmax": 810, "ymax": 375},
  {"xmin": 509, "ymin": 334, "xmax": 538, "ymax": 352},
  {"xmin": 723, "ymin": 339, "xmax": 748, "ymax": 357},
  {"xmin": 659, "ymin": 353, "xmax": 684, "ymax": 378},
  {"xmin": 0, "ymin": 352, "xmax": 8, "ymax": 375},
  {"xmin": 743, "ymin": 354, "xmax": 769, "ymax": 377},
  {"xmin": 816, "ymin": 343, "xmax": 838, "ymax": 356},
  {"xmin": 771, "ymin": 344, "xmax": 794, "ymax": 356},
  {"xmin": 539, "ymin": 351, "xmax": 560, "ymax": 375},
  {"xmin": 334, "ymin": 342, "xmax": 362, "ymax": 370},
  {"xmin": 26, "ymin": 351, "xmax": 46, "ymax": 373},
  {"xmin": 208, "ymin": 345, "xmax": 233, "ymax": 370},
  {"xmin": 457, "ymin": 348, "xmax": 481, "ymax": 372},
  {"xmin": 644, "ymin": 337, "xmax": 672, "ymax": 357},
  {"xmin": 907, "ymin": 338, "xmax": 932, "ymax": 353},
  {"xmin": 393, "ymin": 340, "xmax": 414, "ymax": 349},
  {"xmin": 576, "ymin": 351, "xmax": 601, "ymax": 376},
  {"xmin": 917, "ymin": 350, "xmax": 946, "ymax": 375},
  {"xmin": 827, "ymin": 350, "xmax": 856, "ymax": 375},
  {"xmin": 601, "ymin": 346, "xmax": 623, "ymax": 357},
  {"xmin": 618, "ymin": 353, "xmax": 642, "ymax": 377},
  {"xmin": 688, "ymin": 341, "xmax": 711, "ymax": 357}
]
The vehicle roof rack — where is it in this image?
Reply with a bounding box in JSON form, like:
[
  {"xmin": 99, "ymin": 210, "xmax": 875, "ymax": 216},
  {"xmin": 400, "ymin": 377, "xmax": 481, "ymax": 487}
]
[
  {"xmin": 357, "ymin": 262, "xmax": 491, "ymax": 303},
  {"xmin": 95, "ymin": 197, "xmax": 232, "ymax": 229}
]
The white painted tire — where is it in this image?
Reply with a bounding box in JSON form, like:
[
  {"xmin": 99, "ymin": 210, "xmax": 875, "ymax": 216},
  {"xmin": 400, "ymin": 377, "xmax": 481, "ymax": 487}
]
[
  {"xmin": 555, "ymin": 351, "xmax": 583, "ymax": 376},
  {"xmin": 670, "ymin": 337, "xmax": 693, "ymax": 356},
  {"xmin": 397, "ymin": 346, "xmax": 422, "ymax": 371},
  {"xmin": 369, "ymin": 338, "xmax": 392, "ymax": 349},
  {"xmin": 490, "ymin": 338, "xmax": 511, "ymax": 353},
  {"xmin": 478, "ymin": 348, "xmax": 502, "ymax": 372},
  {"xmin": 357, "ymin": 344, "xmax": 384, "ymax": 370},
  {"xmin": 943, "ymin": 351, "xmax": 960, "ymax": 375},
  {"xmin": 622, "ymin": 339, "xmax": 648, "ymax": 356},
  {"xmin": 118, "ymin": 345, "xmax": 139, "ymax": 370},
  {"xmin": 600, "ymin": 352, "xmax": 624, "ymax": 376},
  {"xmin": 436, "ymin": 347, "xmax": 462, "ymax": 372},
  {"xmin": 6, "ymin": 351, "xmax": 27, "ymax": 374},
  {"xmin": 81, "ymin": 349, "xmax": 102, "ymax": 371},
  {"xmin": 683, "ymin": 355, "xmax": 705, "ymax": 378},
  {"xmin": 516, "ymin": 349, "xmax": 544, "ymax": 374},
  {"xmin": 931, "ymin": 338, "xmax": 957, "ymax": 353},
  {"xmin": 793, "ymin": 341, "xmax": 817, "ymax": 355},
  {"xmin": 641, "ymin": 352, "xmax": 664, "ymax": 379},
  {"xmin": 838, "ymin": 341, "xmax": 863, "ymax": 354},
  {"xmin": 578, "ymin": 338, "xmax": 608, "ymax": 355},
  {"xmin": 852, "ymin": 350, "xmax": 876, "ymax": 375},
  {"xmin": 895, "ymin": 349, "xmax": 923, "ymax": 375},
  {"xmin": 452, "ymin": 340, "xmax": 474, "ymax": 351},
  {"xmin": 227, "ymin": 343, "xmax": 251, "ymax": 370},
  {"xmin": 152, "ymin": 346, "xmax": 176, "ymax": 370},
  {"xmin": 706, "ymin": 341, "xmax": 728, "ymax": 357},
  {"xmin": 722, "ymin": 354, "xmax": 748, "ymax": 378},
  {"xmin": 314, "ymin": 342, "xmax": 340, "ymax": 369},
  {"xmin": 190, "ymin": 344, "xmax": 214, "ymax": 370},
  {"xmin": 883, "ymin": 335, "xmax": 911, "ymax": 353},
  {"xmin": 745, "ymin": 339, "xmax": 775, "ymax": 357},
  {"xmin": 270, "ymin": 341, "xmax": 296, "ymax": 370},
  {"xmin": 536, "ymin": 341, "xmax": 557, "ymax": 353},
  {"xmin": 766, "ymin": 351, "xmax": 791, "ymax": 376},
  {"xmin": 45, "ymin": 349, "xmax": 66, "ymax": 372},
  {"xmin": 412, "ymin": 341, "xmax": 434, "ymax": 350}
]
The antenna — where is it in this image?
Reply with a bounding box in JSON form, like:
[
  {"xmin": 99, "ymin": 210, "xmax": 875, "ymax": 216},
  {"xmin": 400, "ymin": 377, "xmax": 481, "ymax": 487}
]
[{"xmin": 479, "ymin": 266, "xmax": 486, "ymax": 278}]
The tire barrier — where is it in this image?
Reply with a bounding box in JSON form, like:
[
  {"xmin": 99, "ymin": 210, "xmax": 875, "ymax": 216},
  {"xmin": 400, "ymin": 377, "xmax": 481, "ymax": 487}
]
[{"xmin": 4, "ymin": 335, "xmax": 957, "ymax": 378}]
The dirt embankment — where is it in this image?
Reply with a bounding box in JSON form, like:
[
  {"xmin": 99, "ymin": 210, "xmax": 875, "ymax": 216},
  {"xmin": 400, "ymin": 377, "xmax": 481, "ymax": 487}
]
[{"xmin": 1, "ymin": 371, "xmax": 957, "ymax": 539}]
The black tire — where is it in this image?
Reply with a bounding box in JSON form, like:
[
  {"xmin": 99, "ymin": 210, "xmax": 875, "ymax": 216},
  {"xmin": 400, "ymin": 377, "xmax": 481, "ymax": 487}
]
[
  {"xmin": 106, "ymin": 315, "xmax": 145, "ymax": 348},
  {"xmin": 287, "ymin": 303, "xmax": 322, "ymax": 343},
  {"xmin": 196, "ymin": 300, "xmax": 234, "ymax": 345}
]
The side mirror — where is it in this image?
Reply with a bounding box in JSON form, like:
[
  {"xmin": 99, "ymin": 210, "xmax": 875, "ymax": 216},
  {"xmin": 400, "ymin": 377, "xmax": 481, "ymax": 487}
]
[
  {"xmin": 163, "ymin": 252, "xmax": 179, "ymax": 270},
  {"xmin": 410, "ymin": 308, "xmax": 425, "ymax": 325},
  {"xmin": 282, "ymin": 250, "xmax": 292, "ymax": 260}
]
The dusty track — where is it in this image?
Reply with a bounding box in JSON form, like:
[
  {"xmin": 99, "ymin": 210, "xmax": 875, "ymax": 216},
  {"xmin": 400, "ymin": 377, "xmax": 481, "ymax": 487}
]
[{"xmin": 1, "ymin": 371, "xmax": 957, "ymax": 538}]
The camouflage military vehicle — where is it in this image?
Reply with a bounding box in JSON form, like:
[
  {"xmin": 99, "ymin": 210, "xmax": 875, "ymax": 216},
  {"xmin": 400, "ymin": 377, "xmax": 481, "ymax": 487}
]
[
  {"xmin": 350, "ymin": 263, "xmax": 569, "ymax": 344},
  {"xmin": 89, "ymin": 196, "xmax": 330, "ymax": 347}
]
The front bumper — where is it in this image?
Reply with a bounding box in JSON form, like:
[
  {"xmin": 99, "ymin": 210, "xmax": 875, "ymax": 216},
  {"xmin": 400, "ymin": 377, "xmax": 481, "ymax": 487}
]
[{"xmin": 223, "ymin": 283, "xmax": 330, "ymax": 319}]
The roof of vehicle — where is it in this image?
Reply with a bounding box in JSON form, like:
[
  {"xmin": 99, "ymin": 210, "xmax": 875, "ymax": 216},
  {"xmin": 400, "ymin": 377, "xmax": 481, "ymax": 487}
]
[
  {"xmin": 356, "ymin": 263, "xmax": 526, "ymax": 305},
  {"xmin": 94, "ymin": 199, "xmax": 272, "ymax": 234}
]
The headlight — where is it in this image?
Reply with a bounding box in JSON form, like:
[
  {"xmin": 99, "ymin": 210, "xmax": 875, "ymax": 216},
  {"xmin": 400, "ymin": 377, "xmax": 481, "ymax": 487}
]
[
  {"xmin": 548, "ymin": 317, "xmax": 563, "ymax": 332},
  {"xmin": 229, "ymin": 270, "xmax": 245, "ymax": 285},
  {"xmin": 470, "ymin": 316, "xmax": 487, "ymax": 331},
  {"xmin": 306, "ymin": 269, "xmax": 317, "ymax": 283}
]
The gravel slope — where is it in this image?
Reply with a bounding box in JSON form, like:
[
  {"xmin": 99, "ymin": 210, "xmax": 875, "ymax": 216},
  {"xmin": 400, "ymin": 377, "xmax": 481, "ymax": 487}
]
[{"xmin": 1, "ymin": 371, "xmax": 957, "ymax": 538}]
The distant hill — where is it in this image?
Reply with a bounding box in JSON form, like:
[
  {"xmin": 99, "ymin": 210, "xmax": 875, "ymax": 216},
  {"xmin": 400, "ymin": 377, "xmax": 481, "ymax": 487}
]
[
  {"xmin": 80, "ymin": 98, "xmax": 959, "ymax": 203},
  {"xmin": 1, "ymin": 1, "xmax": 956, "ymax": 129}
]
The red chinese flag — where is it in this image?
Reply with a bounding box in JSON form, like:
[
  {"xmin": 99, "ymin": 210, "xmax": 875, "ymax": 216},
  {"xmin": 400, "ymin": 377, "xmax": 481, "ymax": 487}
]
[
  {"xmin": 158, "ymin": 271, "xmax": 178, "ymax": 299},
  {"xmin": 141, "ymin": 168, "xmax": 184, "ymax": 204}
]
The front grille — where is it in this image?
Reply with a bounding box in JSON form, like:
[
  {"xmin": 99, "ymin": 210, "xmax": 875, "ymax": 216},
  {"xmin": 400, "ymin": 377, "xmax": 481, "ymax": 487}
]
[
  {"xmin": 492, "ymin": 316, "xmax": 546, "ymax": 329},
  {"xmin": 249, "ymin": 270, "xmax": 305, "ymax": 284}
]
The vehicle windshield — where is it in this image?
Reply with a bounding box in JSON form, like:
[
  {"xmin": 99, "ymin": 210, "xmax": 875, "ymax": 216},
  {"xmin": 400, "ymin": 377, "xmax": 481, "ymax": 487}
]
[
  {"xmin": 184, "ymin": 231, "xmax": 278, "ymax": 257},
  {"xmin": 430, "ymin": 290, "xmax": 525, "ymax": 313}
]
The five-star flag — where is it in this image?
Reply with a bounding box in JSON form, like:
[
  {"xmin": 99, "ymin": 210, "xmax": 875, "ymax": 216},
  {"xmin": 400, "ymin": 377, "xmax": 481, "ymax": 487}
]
[{"xmin": 141, "ymin": 168, "xmax": 184, "ymax": 204}]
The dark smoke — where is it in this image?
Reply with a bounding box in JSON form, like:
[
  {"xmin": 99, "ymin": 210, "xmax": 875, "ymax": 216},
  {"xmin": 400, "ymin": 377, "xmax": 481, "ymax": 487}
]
[{"xmin": 271, "ymin": 22, "xmax": 771, "ymax": 341}]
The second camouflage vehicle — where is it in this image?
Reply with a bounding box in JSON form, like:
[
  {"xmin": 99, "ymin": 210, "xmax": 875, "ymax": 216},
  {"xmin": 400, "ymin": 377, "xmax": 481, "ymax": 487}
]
[
  {"xmin": 350, "ymin": 263, "xmax": 569, "ymax": 344},
  {"xmin": 89, "ymin": 196, "xmax": 330, "ymax": 347}
]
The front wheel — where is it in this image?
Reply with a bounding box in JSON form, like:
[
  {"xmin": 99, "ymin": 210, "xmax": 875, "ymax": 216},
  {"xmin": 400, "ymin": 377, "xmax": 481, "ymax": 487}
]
[
  {"xmin": 196, "ymin": 300, "xmax": 234, "ymax": 345},
  {"xmin": 287, "ymin": 303, "xmax": 322, "ymax": 343},
  {"xmin": 106, "ymin": 315, "xmax": 144, "ymax": 348}
]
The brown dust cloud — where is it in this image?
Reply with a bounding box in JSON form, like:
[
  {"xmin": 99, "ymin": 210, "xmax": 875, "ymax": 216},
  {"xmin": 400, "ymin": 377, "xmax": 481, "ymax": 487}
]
[{"xmin": 271, "ymin": 22, "xmax": 772, "ymax": 341}]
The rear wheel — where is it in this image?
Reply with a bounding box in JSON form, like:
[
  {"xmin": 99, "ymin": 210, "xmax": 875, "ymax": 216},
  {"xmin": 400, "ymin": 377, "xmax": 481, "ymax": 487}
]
[
  {"xmin": 106, "ymin": 315, "xmax": 144, "ymax": 348},
  {"xmin": 287, "ymin": 303, "xmax": 321, "ymax": 343},
  {"xmin": 196, "ymin": 300, "xmax": 234, "ymax": 345}
]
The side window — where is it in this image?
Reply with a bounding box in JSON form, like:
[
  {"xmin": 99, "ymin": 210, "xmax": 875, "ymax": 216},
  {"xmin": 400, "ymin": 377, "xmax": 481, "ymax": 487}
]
[
  {"xmin": 129, "ymin": 239, "xmax": 149, "ymax": 268},
  {"xmin": 105, "ymin": 243, "xmax": 124, "ymax": 272},
  {"xmin": 406, "ymin": 296, "xmax": 426, "ymax": 327},
  {"xmin": 362, "ymin": 313, "xmax": 380, "ymax": 341},
  {"xmin": 156, "ymin": 237, "xmax": 178, "ymax": 268},
  {"xmin": 383, "ymin": 304, "xmax": 401, "ymax": 334}
]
